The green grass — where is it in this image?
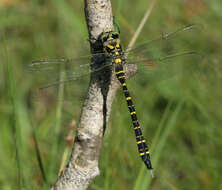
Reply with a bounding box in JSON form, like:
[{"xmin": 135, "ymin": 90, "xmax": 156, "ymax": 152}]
[{"xmin": 0, "ymin": 0, "xmax": 222, "ymax": 189}]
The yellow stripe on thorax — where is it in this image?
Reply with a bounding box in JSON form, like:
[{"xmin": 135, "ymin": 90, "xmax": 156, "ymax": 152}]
[
  {"xmin": 115, "ymin": 58, "xmax": 122, "ymax": 64},
  {"xmin": 107, "ymin": 44, "xmax": 114, "ymax": 49}
]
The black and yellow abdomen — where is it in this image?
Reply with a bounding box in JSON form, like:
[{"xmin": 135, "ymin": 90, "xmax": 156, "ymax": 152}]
[
  {"xmin": 115, "ymin": 64, "xmax": 153, "ymax": 172},
  {"xmin": 101, "ymin": 29, "xmax": 153, "ymax": 176}
]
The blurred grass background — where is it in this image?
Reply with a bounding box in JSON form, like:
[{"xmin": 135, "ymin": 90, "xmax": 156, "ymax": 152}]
[{"xmin": 0, "ymin": 0, "xmax": 222, "ymax": 189}]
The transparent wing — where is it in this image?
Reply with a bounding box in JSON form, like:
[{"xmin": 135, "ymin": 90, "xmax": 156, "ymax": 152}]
[
  {"xmin": 29, "ymin": 52, "xmax": 202, "ymax": 91},
  {"xmin": 122, "ymin": 24, "xmax": 203, "ymax": 83},
  {"xmin": 126, "ymin": 24, "xmax": 202, "ymax": 62},
  {"xmin": 126, "ymin": 50, "xmax": 203, "ymax": 84},
  {"xmin": 29, "ymin": 24, "xmax": 201, "ymax": 75},
  {"xmin": 28, "ymin": 49, "xmax": 112, "ymax": 90},
  {"xmin": 39, "ymin": 62, "xmax": 113, "ymax": 90},
  {"xmin": 28, "ymin": 54, "xmax": 114, "ymax": 90},
  {"xmin": 29, "ymin": 24, "xmax": 202, "ymax": 90},
  {"xmin": 29, "ymin": 51, "xmax": 109, "ymax": 70},
  {"xmin": 29, "ymin": 55, "xmax": 93, "ymax": 78}
]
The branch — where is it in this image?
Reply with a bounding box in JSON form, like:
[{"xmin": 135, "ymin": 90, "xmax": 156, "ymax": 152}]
[{"xmin": 50, "ymin": 0, "xmax": 123, "ymax": 189}]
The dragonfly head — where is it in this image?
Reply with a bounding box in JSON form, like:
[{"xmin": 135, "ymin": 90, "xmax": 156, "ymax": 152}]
[{"xmin": 101, "ymin": 30, "xmax": 121, "ymax": 55}]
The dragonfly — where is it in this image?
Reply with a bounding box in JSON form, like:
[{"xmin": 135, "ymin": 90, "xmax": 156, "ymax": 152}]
[
  {"xmin": 29, "ymin": 24, "xmax": 201, "ymax": 90},
  {"xmin": 29, "ymin": 24, "xmax": 202, "ymax": 176}
]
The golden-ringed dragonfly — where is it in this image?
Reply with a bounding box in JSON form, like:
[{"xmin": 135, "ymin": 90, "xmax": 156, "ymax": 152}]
[
  {"xmin": 100, "ymin": 29, "xmax": 155, "ymax": 174},
  {"xmin": 29, "ymin": 24, "xmax": 202, "ymax": 176}
]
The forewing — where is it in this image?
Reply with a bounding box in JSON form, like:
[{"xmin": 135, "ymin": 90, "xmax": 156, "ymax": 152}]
[
  {"xmin": 126, "ymin": 24, "xmax": 202, "ymax": 62},
  {"xmin": 27, "ymin": 53, "xmax": 111, "ymax": 89}
]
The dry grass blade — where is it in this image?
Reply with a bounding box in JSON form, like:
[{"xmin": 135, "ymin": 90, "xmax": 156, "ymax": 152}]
[{"xmin": 126, "ymin": 0, "xmax": 157, "ymax": 53}]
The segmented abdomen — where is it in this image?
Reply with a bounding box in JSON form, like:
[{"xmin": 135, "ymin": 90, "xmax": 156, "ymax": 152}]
[{"xmin": 115, "ymin": 64, "xmax": 153, "ymax": 170}]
